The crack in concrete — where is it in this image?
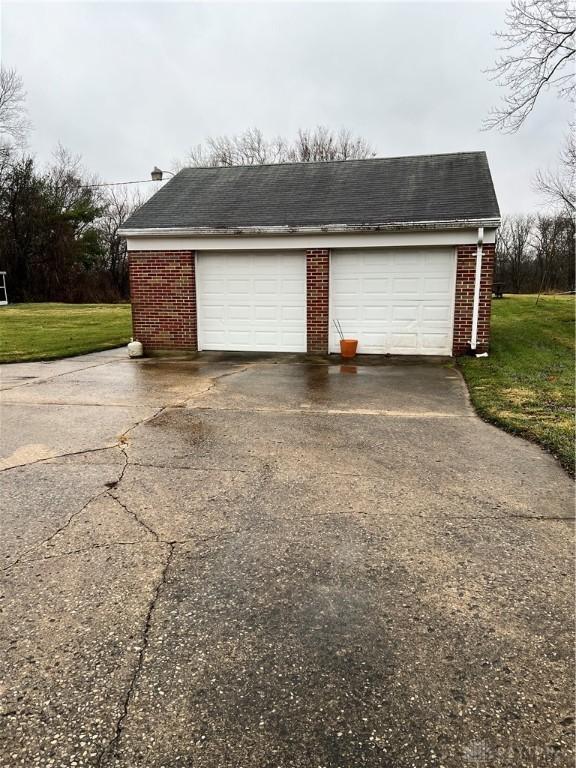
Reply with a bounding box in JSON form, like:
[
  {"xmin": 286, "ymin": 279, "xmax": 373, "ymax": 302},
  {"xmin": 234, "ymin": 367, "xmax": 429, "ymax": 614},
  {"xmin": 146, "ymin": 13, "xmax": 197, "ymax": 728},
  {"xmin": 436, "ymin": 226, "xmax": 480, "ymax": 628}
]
[
  {"xmin": 6, "ymin": 501, "xmax": 571, "ymax": 574},
  {"xmin": 3, "ymin": 528, "xmax": 249, "ymax": 570},
  {"xmin": 0, "ymin": 402, "xmax": 170, "ymax": 475},
  {"xmin": 0, "ymin": 444, "xmax": 119, "ymax": 473},
  {"xmin": 1, "ymin": 361, "xmax": 258, "ymax": 572},
  {"xmin": 3, "ymin": 446, "xmax": 133, "ymax": 572},
  {"xmin": 440, "ymin": 514, "xmax": 574, "ymax": 522},
  {"xmin": 0, "ymin": 357, "xmax": 120, "ymax": 392},
  {"xmin": 127, "ymin": 461, "xmax": 247, "ymax": 473},
  {"xmin": 0, "ymin": 363, "xmax": 254, "ymax": 474},
  {"xmin": 109, "ymin": 493, "xmax": 160, "ymax": 542},
  {"xmin": 2, "ymin": 483, "xmax": 115, "ymax": 573},
  {"xmin": 7, "ymin": 540, "xmax": 156, "ymax": 564},
  {"xmin": 2, "ymin": 366, "xmax": 259, "ymax": 572},
  {"xmin": 187, "ymin": 404, "xmax": 471, "ymax": 419},
  {"xmin": 0, "ymin": 399, "xmax": 158, "ymax": 407},
  {"xmin": 96, "ymin": 542, "xmax": 175, "ymax": 768}
]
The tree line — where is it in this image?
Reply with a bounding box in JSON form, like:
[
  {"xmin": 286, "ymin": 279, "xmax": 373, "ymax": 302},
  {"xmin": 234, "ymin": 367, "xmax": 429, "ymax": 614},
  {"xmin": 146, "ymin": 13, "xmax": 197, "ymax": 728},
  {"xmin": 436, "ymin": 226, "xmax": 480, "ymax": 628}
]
[
  {"xmin": 0, "ymin": 145, "xmax": 143, "ymax": 303},
  {"xmin": 495, "ymin": 214, "xmax": 574, "ymax": 294}
]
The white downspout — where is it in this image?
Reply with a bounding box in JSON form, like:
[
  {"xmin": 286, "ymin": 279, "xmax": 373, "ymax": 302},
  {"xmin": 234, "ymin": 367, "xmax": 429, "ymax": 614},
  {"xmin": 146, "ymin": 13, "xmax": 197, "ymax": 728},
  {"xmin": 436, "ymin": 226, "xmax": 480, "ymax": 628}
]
[{"xmin": 470, "ymin": 226, "xmax": 484, "ymax": 352}]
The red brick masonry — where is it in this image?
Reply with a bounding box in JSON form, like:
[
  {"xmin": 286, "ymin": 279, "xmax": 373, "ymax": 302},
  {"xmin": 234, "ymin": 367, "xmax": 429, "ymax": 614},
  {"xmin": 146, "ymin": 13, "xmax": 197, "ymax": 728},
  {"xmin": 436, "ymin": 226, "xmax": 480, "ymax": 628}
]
[
  {"xmin": 306, "ymin": 249, "xmax": 330, "ymax": 354},
  {"xmin": 452, "ymin": 243, "xmax": 495, "ymax": 356},
  {"xmin": 129, "ymin": 251, "xmax": 197, "ymax": 351},
  {"xmin": 129, "ymin": 245, "xmax": 494, "ymax": 356}
]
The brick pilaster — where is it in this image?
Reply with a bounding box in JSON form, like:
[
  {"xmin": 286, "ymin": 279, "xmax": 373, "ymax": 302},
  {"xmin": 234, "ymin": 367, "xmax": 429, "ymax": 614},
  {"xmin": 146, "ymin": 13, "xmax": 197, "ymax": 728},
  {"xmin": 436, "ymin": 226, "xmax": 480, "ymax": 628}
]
[
  {"xmin": 306, "ymin": 249, "xmax": 330, "ymax": 354},
  {"xmin": 453, "ymin": 243, "xmax": 495, "ymax": 356},
  {"xmin": 128, "ymin": 250, "xmax": 197, "ymax": 353}
]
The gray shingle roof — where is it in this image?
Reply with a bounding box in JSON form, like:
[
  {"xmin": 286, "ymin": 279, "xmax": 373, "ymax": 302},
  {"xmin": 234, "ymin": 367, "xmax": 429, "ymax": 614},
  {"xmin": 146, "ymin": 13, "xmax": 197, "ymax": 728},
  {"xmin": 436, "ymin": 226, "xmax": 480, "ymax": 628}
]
[{"xmin": 122, "ymin": 152, "xmax": 499, "ymax": 232}]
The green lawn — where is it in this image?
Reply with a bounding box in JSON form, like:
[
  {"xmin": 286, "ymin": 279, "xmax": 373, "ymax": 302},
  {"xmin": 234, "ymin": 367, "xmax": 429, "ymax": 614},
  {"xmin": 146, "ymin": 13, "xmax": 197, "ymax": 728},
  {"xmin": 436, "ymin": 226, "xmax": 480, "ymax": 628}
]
[
  {"xmin": 0, "ymin": 303, "xmax": 132, "ymax": 363},
  {"xmin": 459, "ymin": 294, "xmax": 575, "ymax": 473}
]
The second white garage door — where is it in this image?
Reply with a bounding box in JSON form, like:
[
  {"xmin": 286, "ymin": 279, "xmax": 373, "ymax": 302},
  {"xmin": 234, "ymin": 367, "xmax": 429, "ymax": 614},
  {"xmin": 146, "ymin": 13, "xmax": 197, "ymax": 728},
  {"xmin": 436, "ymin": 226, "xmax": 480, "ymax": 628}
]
[
  {"xmin": 330, "ymin": 249, "xmax": 456, "ymax": 355},
  {"xmin": 197, "ymin": 252, "xmax": 306, "ymax": 352}
]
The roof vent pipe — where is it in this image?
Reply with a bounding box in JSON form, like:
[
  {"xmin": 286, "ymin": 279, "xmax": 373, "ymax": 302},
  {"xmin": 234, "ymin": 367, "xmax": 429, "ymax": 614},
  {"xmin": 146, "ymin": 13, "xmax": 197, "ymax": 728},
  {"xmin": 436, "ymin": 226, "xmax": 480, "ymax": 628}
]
[{"xmin": 470, "ymin": 226, "xmax": 484, "ymax": 352}]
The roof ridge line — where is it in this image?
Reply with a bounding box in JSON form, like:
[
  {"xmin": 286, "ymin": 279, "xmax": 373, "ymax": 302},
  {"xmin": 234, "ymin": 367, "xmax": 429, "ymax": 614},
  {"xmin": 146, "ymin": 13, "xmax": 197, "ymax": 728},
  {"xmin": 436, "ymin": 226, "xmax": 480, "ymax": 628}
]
[{"xmin": 179, "ymin": 150, "xmax": 488, "ymax": 172}]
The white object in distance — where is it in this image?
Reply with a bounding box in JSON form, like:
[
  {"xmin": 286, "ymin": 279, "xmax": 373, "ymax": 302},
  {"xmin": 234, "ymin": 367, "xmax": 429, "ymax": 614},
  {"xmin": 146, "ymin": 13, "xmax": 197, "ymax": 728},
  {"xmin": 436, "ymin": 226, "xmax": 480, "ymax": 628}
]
[
  {"xmin": 0, "ymin": 272, "xmax": 7, "ymax": 305},
  {"xmin": 127, "ymin": 339, "xmax": 143, "ymax": 358}
]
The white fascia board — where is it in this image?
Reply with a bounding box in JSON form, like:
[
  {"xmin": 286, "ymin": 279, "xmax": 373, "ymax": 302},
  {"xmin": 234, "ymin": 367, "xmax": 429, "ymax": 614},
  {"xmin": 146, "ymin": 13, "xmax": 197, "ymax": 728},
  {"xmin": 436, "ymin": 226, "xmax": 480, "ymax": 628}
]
[
  {"xmin": 119, "ymin": 218, "xmax": 500, "ymax": 238},
  {"xmin": 125, "ymin": 227, "xmax": 497, "ymax": 252}
]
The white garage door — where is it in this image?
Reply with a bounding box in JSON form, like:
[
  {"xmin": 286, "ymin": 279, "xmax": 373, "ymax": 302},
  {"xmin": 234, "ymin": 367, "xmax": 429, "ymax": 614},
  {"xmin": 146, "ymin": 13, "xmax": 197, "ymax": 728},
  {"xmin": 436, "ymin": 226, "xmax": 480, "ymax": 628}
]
[
  {"xmin": 197, "ymin": 252, "xmax": 306, "ymax": 352},
  {"xmin": 330, "ymin": 249, "xmax": 455, "ymax": 355}
]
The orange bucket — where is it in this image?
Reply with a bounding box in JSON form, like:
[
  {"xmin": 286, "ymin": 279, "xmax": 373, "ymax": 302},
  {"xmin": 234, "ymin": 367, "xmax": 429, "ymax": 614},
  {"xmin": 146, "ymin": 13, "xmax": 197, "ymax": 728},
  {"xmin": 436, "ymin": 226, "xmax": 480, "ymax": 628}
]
[{"xmin": 340, "ymin": 339, "xmax": 358, "ymax": 358}]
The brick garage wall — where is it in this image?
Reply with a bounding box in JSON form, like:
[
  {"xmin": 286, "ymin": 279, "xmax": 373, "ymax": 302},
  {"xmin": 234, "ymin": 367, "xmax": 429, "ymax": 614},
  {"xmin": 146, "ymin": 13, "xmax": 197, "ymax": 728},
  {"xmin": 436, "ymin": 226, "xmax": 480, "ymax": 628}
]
[
  {"xmin": 129, "ymin": 250, "xmax": 197, "ymax": 352},
  {"xmin": 128, "ymin": 245, "xmax": 492, "ymax": 358},
  {"xmin": 453, "ymin": 243, "xmax": 495, "ymax": 356},
  {"xmin": 306, "ymin": 249, "xmax": 330, "ymax": 354}
]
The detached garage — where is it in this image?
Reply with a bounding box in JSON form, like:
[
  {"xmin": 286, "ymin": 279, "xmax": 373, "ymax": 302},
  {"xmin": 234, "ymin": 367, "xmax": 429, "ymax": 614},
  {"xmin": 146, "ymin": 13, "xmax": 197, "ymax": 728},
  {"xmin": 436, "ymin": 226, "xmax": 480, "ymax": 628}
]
[{"xmin": 120, "ymin": 152, "xmax": 500, "ymax": 357}]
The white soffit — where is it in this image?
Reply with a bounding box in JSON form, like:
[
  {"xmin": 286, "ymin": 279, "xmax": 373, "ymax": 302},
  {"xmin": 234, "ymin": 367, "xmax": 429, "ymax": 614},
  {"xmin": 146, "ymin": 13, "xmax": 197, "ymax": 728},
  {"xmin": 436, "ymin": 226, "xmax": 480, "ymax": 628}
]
[{"xmin": 126, "ymin": 228, "xmax": 497, "ymax": 252}]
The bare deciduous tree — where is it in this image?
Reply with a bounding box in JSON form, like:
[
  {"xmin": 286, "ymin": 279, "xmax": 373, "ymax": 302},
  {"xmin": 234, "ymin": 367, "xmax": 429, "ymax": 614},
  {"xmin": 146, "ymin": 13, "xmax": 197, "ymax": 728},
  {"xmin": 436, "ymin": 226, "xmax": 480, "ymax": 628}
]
[
  {"xmin": 184, "ymin": 126, "xmax": 375, "ymax": 167},
  {"xmin": 95, "ymin": 185, "xmax": 144, "ymax": 296},
  {"xmin": 496, "ymin": 215, "xmax": 534, "ymax": 292},
  {"xmin": 484, "ymin": 0, "xmax": 575, "ymax": 132},
  {"xmin": 534, "ymin": 124, "xmax": 576, "ymax": 211},
  {"xmin": 532, "ymin": 212, "xmax": 575, "ymax": 292},
  {"xmin": 0, "ymin": 68, "xmax": 30, "ymax": 146},
  {"xmin": 284, "ymin": 127, "xmax": 375, "ymax": 163}
]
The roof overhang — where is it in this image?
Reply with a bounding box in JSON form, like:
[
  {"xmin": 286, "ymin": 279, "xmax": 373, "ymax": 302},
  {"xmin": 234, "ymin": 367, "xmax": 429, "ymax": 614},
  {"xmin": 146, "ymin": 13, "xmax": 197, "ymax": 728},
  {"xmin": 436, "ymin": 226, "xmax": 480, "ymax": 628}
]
[{"xmin": 119, "ymin": 217, "xmax": 500, "ymax": 238}]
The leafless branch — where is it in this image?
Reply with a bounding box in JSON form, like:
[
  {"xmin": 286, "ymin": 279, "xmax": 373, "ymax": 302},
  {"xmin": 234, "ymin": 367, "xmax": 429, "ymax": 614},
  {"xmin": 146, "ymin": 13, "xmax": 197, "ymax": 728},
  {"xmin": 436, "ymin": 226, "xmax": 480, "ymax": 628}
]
[
  {"xmin": 184, "ymin": 126, "xmax": 375, "ymax": 167},
  {"xmin": 534, "ymin": 123, "xmax": 576, "ymax": 212},
  {"xmin": 0, "ymin": 67, "xmax": 30, "ymax": 146},
  {"xmin": 484, "ymin": 0, "xmax": 575, "ymax": 132}
]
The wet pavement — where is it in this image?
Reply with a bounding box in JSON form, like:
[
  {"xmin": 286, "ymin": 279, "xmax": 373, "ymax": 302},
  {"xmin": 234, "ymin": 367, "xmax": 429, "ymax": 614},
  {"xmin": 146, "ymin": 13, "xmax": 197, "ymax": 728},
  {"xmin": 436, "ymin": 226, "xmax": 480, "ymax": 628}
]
[{"xmin": 0, "ymin": 349, "xmax": 574, "ymax": 767}]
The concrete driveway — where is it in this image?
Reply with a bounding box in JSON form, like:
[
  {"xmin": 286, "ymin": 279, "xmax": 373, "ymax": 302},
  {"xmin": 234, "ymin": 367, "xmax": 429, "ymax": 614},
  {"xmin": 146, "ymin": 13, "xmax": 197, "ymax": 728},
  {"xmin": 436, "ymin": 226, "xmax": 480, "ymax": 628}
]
[{"xmin": 0, "ymin": 350, "xmax": 573, "ymax": 768}]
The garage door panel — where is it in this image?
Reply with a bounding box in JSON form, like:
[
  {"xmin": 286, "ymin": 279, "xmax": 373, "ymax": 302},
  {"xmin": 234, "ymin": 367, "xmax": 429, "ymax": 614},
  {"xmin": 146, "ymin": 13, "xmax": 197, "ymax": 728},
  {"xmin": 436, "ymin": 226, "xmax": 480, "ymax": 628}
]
[
  {"xmin": 281, "ymin": 331, "xmax": 306, "ymax": 346},
  {"xmin": 355, "ymin": 331, "xmax": 389, "ymax": 349},
  {"xmin": 423, "ymin": 277, "xmax": 452, "ymax": 295},
  {"xmin": 392, "ymin": 305, "xmax": 419, "ymax": 321},
  {"xmin": 336, "ymin": 306, "xmax": 361, "ymax": 321},
  {"xmin": 253, "ymin": 330, "xmax": 278, "ymax": 344},
  {"xmin": 333, "ymin": 278, "xmax": 360, "ymax": 295},
  {"xmin": 228, "ymin": 279, "xmax": 252, "ymax": 294},
  {"xmin": 422, "ymin": 333, "xmax": 451, "ymax": 348},
  {"xmin": 362, "ymin": 278, "xmax": 389, "ymax": 293},
  {"xmin": 336, "ymin": 255, "xmax": 360, "ymax": 269},
  {"xmin": 363, "ymin": 305, "xmax": 390, "ymax": 321},
  {"xmin": 203, "ymin": 305, "xmax": 225, "ymax": 319},
  {"xmin": 227, "ymin": 305, "xmax": 252, "ymax": 320},
  {"xmin": 392, "ymin": 277, "xmax": 421, "ymax": 295},
  {"xmin": 425, "ymin": 252, "xmax": 452, "ymax": 267},
  {"xmin": 331, "ymin": 249, "xmax": 454, "ymax": 355},
  {"xmin": 254, "ymin": 306, "xmax": 278, "ymax": 321},
  {"xmin": 201, "ymin": 279, "xmax": 223, "ymax": 295},
  {"xmin": 396, "ymin": 253, "xmax": 427, "ymax": 268},
  {"xmin": 422, "ymin": 305, "xmax": 452, "ymax": 321},
  {"xmin": 253, "ymin": 279, "xmax": 277, "ymax": 294},
  {"xmin": 281, "ymin": 279, "xmax": 304, "ymax": 296},
  {"xmin": 390, "ymin": 333, "xmax": 419, "ymax": 350},
  {"xmin": 282, "ymin": 306, "xmax": 304, "ymax": 321},
  {"xmin": 198, "ymin": 252, "xmax": 306, "ymax": 352},
  {"xmin": 203, "ymin": 329, "xmax": 243, "ymax": 346}
]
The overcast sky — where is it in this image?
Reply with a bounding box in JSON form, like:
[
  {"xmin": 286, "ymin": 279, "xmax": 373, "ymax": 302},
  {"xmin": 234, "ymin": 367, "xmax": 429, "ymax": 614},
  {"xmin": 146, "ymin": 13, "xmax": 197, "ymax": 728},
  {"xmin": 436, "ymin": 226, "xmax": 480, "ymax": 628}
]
[{"xmin": 1, "ymin": 0, "xmax": 572, "ymax": 215}]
